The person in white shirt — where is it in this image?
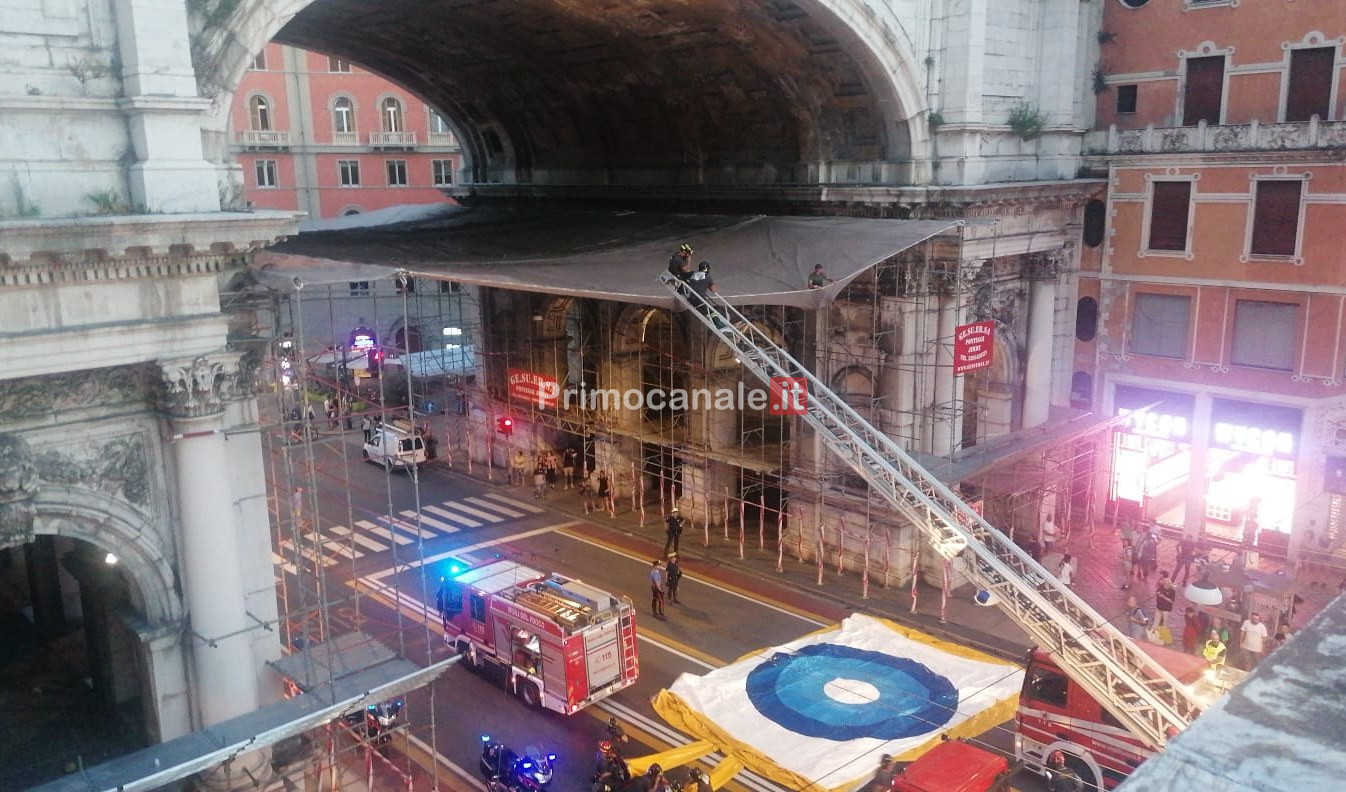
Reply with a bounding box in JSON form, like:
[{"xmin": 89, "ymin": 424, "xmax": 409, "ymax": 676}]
[
  {"xmin": 1041, "ymin": 513, "xmax": 1060, "ymax": 555},
  {"xmin": 1057, "ymin": 554, "xmax": 1077, "ymax": 586},
  {"xmin": 1239, "ymin": 611, "xmax": 1268, "ymax": 669}
]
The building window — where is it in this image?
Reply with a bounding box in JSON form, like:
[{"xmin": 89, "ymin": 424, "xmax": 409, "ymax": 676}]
[
  {"xmin": 381, "ymin": 97, "xmax": 404, "ymax": 132},
  {"xmin": 1116, "ymin": 84, "xmax": 1138, "ymax": 114},
  {"xmin": 386, "ymin": 159, "xmax": 408, "ymax": 186},
  {"xmin": 1250, "ymin": 180, "xmax": 1302, "ymax": 257},
  {"xmin": 250, "ymin": 51, "xmax": 267, "ymax": 71},
  {"xmin": 430, "ymin": 110, "xmax": 452, "ymax": 134},
  {"xmin": 333, "ymin": 97, "xmax": 355, "ymax": 134},
  {"xmin": 1231, "ymin": 300, "xmax": 1297, "ymax": 370},
  {"xmin": 338, "ymin": 159, "xmax": 361, "ymax": 187},
  {"xmin": 255, "ymin": 159, "xmax": 277, "ymax": 188},
  {"xmin": 1076, "ymin": 297, "xmax": 1099, "ymax": 342},
  {"xmin": 433, "ymin": 159, "xmax": 454, "ymax": 186},
  {"xmin": 1182, "ymin": 55, "xmax": 1224, "ymax": 126},
  {"xmin": 349, "ymin": 281, "xmax": 371, "ymax": 296},
  {"xmin": 1146, "ymin": 181, "xmax": 1192, "ymax": 252},
  {"xmin": 1286, "ymin": 47, "xmax": 1336, "ymax": 122},
  {"xmin": 1130, "ymin": 293, "xmax": 1190, "ymax": 359},
  {"xmin": 439, "ymin": 280, "xmax": 462, "ymax": 294},
  {"xmin": 248, "ymin": 95, "xmax": 271, "ymax": 131},
  {"xmin": 1083, "ymin": 199, "xmax": 1106, "ymax": 247},
  {"xmin": 328, "ymin": 56, "xmax": 351, "ymax": 73}
]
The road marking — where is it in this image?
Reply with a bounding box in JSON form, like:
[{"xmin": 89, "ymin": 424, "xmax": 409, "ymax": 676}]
[
  {"xmin": 436, "ymin": 500, "xmax": 503, "ymax": 522},
  {"xmin": 402, "ymin": 509, "xmax": 461, "ymax": 534},
  {"xmin": 328, "ymin": 524, "xmax": 388, "ymax": 553},
  {"xmin": 364, "ymin": 522, "xmax": 583, "ymax": 580},
  {"xmin": 381, "ymin": 514, "xmax": 437, "ymax": 540},
  {"xmin": 355, "ymin": 519, "xmax": 414, "ymax": 546},
  {"xmin": 466, "ymin": 495, "xmax": 525, "ymax": 518},
  {"xmin": 558, "ymin": 529, "xmax": 828, "ymax": 628},
  {"xmin": 306, "ymin": 532, "xmax": 362, "ymax": 560},
  {"xmin": 424, "ymin": 503, "xmax": 482, "ymax": 528},
  {"xmin": 483, "ymin": 491, "xmax": 544, "ymax": 513}
]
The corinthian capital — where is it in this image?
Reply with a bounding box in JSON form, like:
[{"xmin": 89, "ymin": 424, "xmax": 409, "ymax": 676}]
[{"xmin": 156, "ymin": 352, "xmax": 242, "ymax": 418}]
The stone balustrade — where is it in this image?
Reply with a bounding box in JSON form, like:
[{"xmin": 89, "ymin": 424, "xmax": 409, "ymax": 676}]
[{"xmin": 1084, "ymin": 118, "xmax": 1346, "ymax": 156}]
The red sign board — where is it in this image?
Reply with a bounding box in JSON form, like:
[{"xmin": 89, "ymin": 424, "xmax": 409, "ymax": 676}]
[
  {"xmin": 953, "ymin": 321, "xmax": 995, "ymax": 374},
  {"xmin": 508, "ymin": 368, "xmax": 559, "ymax": 408}
]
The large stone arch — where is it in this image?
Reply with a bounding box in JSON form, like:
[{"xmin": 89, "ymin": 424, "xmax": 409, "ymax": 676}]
[
  {"xmin": 33, "ymin": 485, "xmax": 182, "ymax": 628},
  {"xmin": 195, "ymin": 0, "xmax": 931, "ymax": 188}
]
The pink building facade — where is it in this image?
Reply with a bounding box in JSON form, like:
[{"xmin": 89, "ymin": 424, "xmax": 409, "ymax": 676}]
[
  {"xmin": 1079, "ymin": 0, "xmax": 1346, "ymax": 563},
  {"xmin": 231, "ymin": 44, "xmax": 462, "ymax": 219}
]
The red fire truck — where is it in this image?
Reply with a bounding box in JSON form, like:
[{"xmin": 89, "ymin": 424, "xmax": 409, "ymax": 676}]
[
  {"xmin": 1015, "ymin": 643, "xmax": 1245, "ymax": 790},
  {"xmin": 438, "ymin": 559, "xmax": 639, "ymax": 714}
]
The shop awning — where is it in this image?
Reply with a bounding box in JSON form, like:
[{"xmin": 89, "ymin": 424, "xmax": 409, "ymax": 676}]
[
  {"xmin": 252, "ymin": 207, "xmax": 957, "ymax": 309},
  {"xmin": 31, "ymin": 633, "xmax": 455, "ymax": 792}
]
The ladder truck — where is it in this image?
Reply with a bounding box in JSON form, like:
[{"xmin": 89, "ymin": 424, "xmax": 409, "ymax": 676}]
[{"xmin": 656, "ymin": 272, "xmax": 1205, "ymax": 756}]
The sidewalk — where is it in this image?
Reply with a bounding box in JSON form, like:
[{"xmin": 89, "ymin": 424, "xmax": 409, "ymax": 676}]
[{"xmin": 425, "ymin": 454, "xmax": 1341, "ymax": 663}]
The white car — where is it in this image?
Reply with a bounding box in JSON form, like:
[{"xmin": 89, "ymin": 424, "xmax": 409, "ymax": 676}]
[{"xmin": 363, "ymin": 426, "xmax": 427, "ymax": 471}]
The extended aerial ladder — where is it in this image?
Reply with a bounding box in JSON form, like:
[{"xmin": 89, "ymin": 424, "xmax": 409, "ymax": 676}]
[{"xmin": 657, "ymin": 273, "xmax": 1203, "ymax": 749}]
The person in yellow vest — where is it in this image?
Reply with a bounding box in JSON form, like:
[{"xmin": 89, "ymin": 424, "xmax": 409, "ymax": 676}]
[{"xmin": 1202, "ymin": 629, "xmax": 1227, "ymax": 672}]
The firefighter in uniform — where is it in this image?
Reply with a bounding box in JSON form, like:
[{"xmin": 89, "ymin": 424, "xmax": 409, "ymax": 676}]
[{"xmin": 1044, "ymin": 750, "xmax": 1083, "ymax": 792}]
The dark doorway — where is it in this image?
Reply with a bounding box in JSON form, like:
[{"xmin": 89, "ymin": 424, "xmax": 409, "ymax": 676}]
[{"xmin": 643, "ymin": 444, "xmax": 682, "ymax": 506}]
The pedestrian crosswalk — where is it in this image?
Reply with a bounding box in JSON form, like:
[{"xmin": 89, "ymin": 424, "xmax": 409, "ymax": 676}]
[{"xmin": 274, "ymin": 490, "xmax": 545, "ymax": 574}]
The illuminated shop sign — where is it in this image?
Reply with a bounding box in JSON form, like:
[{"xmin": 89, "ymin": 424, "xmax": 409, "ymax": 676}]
[
  {"xmin": 1117, "ymin": 407, "xmax": 1189, "ymax": 440},
  {"xmin": 349, "ymin": 326, "xmax": 376, "ymax": 351},
  {"xmin": 1212, "ymin": 422, "xmax": 1294, "ymax": 457}
]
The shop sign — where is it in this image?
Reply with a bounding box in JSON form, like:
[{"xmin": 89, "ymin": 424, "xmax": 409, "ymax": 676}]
[
  {"xmin": 508, "ymin": 369, "xmax": 559, "ymax": 408},
  {"xmin": 1117, "ymin": 407, "xmax": 1189, "ymax": 440},
  {"xmin": 953, "ymin": 321, "xmax": 995, "ymax": 374},
  {"xmin": 1212, "ymin": 422, "xmax": 1294, "ymax": 457}
]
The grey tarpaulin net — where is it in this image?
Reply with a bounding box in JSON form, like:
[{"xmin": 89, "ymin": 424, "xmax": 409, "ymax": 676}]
[{"xmin": 253, "ymin": 206, "xmax": 957, "ymax": 309}]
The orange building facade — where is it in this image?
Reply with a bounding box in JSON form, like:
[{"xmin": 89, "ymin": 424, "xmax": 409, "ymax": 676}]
[
  {"xmin": 1078, "ymin": 0, "xmax": 1346, "ymax": 562},
  {"xmin": 230, "ymin": 44, "xmax": 462, "ymax": 219}
]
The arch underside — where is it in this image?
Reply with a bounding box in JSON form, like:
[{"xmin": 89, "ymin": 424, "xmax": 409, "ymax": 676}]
[{"xmin": 267, "ymin": 0, "xmax": 919, "ymax": 192}]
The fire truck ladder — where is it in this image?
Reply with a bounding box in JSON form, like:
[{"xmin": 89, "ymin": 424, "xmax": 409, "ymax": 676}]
[
  {"xmin": 657, "ymin": 273, "xmax": 1202, "ymax": 749},
  {"xmin": 618, "ymin": 603, "xmax": 639, "ymax": 680}
]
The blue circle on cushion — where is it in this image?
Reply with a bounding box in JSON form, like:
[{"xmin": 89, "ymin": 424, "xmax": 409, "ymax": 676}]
[{"xmin": 745, "ymin": 643, "xmax": 958, "ymax": 740}]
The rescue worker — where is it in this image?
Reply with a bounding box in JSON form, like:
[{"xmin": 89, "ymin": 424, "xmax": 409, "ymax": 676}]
[
  {"xmin": 1044, "ymin": 750, "xmax": 1083, "ymax": 792},
  {"xmin": 869, "ymin": 754, "xmax": 897, "ymax": 791},
  {"xmin": 606, "ymin": 716, "xmax": 630, "ymax": 747},
  {"xmin": 666, "ymin": 553, "xmax": 684, "ymax": 604},
  {"xmin": 687, "ymin": 261, "xmax": 723, "ymax": 326},
  {"xmin": 807, "ymin": 263, "xmax": 834, "ymax": 289},
  {"xmin": 649, "ymin": 559, "xmax": 667, "ymax": 619},
  {"xmin": 1203, "ymin": 628, "xmax": 1228, "ymax": 672},
  {"xmin": 664, "ymin": 507, "xmax": 685, "ymax": 556},
  {"xmin": 691, "ymin": 769, "xmax": 713, "ymax": 792},
  {"xmin": 592, "ymin": 740, "xmax": 629, "ymax": 792},
  {"xmin": 667, "ymin": 244, "xmax": 693, "ymax": 284}
]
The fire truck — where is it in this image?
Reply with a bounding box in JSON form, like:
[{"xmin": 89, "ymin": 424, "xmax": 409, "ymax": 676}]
[{"xmin": 437, "ymin": 558, "xmax": 639, "ymax": 714}]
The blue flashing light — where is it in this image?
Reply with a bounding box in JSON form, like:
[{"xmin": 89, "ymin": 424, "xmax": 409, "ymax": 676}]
[
  {"xmin": 481, "ymin": 734, "xmax": 491, "ymax": 743},
  {"xmin": 547, "ymin": 753, "xmax": 557, "ymax": 761}
]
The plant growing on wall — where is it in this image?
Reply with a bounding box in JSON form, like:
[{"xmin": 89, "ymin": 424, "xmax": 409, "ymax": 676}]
[
  {"xmin": 86, "ymin": 188, "xmax": 131, "ymax": 215},
  {"xmin": 1093, "ymin": 66, "xmax": 1109, "ymax": 95},
  {"xmin": 928, "ymin": 111, "xmax": 945, "ymax": 129},
  {"xmin": 66, "ymin": 55, "xmax": 113, "ymax": 95},
  {"xmin": 1007, "ymin": 103, "xmax": 1047, "ymax": 141}
]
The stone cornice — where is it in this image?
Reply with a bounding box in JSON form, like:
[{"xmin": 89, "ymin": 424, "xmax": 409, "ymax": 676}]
[{"xmin": 0, "ymin": 210, "xmax": 299, "ymax": 269}]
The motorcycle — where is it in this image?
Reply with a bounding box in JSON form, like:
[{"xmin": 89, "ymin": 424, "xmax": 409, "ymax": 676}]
[
  {"xmin": 480, "ymin": 734, "xmax": 556, "ymax": 791},
  {"xmin": 343, "ymin": 699, "xmax": 404, "ymax": 755}
]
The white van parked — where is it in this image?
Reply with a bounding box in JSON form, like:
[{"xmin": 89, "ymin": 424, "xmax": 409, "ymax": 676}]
[{"xmin": 363, "ymin": 425, "xmax": 427, "ymax": 471}]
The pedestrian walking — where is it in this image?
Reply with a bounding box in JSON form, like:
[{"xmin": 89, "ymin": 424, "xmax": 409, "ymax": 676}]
[
  {"xmin": 1182, "ymin": 609, "xmax": 1201, "ymax": 655},
  {"xmin": 1041, "ymin": 513, "xmax": 1060, "ymax": 556},
  {"xmin": 324, "ymin": 396, "xmax": 338, "ymax": 429},
  {"xmin": 511, "ymin": 450, "xmax": 529, "ymax": 486},
  {"xmin": 1154, "ymin": 570, "xmax": 1176, "ymax": 628},
  {"xmin": 361, "ymin": 414, "xmax": 373, "ymax": 444},
  {"xmin": 664, "ymin": 508, "xmax": 684, "ymax": 556},
  {"xmin": 1239, "ymin": 611, "xmax": 1268, "ymax": 669},
  {"xmin": 340, "ymin": 393, "xmax": 353, "ymax": 430},
  {"xmin": 1174, "ymin": 538, "xmax": 1197, "ymax": 586},
  {"xmin": 1119, "ymin": 540, "xmax": 1135, "ymax": 590},
  {"xmin": 1125, "ymin": 595, "xmax": 1151, "ymax": 641},
  {"xmin": 1270, "ymin": 622, "xmax": 1292, "ymax": 652},
  {"xmin": 1057, "ymin": 554, "xmax": 1077, "ymax": 587},
  {"xmin": 533, "ymin": 465, "xmax": 548, "ymax": 500},
  {"xmin": 1136, "ymin": 529, "xmax": 1158, "ymax": 582},
  {"xmin": 544, "ymin": 452, "xmax": 558, "ymax": 490},
  {"xmin": 666, "ymin": 553, "xmax": 683, "ymax": 604},
  {"xmin": 563, "ymin": 447, "xmax": 578, "ymax": 488},
  {"xmin": 649, "ymin": 559, "xmax": 667, "ymax": 618},
  {"xmin": 597, "ymin": 470, "xmax": 614, "ymax": 516}
]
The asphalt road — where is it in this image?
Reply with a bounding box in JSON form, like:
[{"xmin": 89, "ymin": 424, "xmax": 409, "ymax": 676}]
[{"xmin": 268, "ymin": 430, "xmax": 1045, "ymax": 791}]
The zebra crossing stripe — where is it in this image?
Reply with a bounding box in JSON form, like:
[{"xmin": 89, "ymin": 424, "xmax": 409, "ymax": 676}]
[
  {"xmin": 482, "ymin": 492, "xmax": 545, "ymax": 514},
  {"xmin": 329, "ymin": 524, "xmax": 388, "ymax": 553},
  {"xmin": 437, "ymin": 500, "xmax": 503, "ymax": 522},
  {"xmin": 423, "ymin": 504, "xmax": 481, "ymax": 528},
  {"xmin": 465, "ymin": 496, "xmax": 525, "ymax": 518},
  {"xmin": 382, "ymin": 515, "xmax": 437, "ymax": 540},
  {"xmin": 280, "ymin": 540, "xmax": 338, "ymax": 566},
  {"xmin": 400, "ymin": 509, "xmax": 460, "ymax": 534},
  {"xmin": 307, "ymin": 532, "xmax": 362, "ymax": 560},
  {"xmin": 355, "ymin": 519, "xmax": 414, "ymax": 545}
]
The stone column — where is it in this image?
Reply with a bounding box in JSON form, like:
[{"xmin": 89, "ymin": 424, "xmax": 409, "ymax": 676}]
[
  {"xmin": 1023, "ymin": 278, "xmax": 1058, "ymax": 429},
  {"xmin": 158, "ymin": 354, "xmax": 270, "ymax": 787},
  {"xmin": 1182, "ymin": 394, "xmax": 1214, "ymax": 541},
  {"xmin": 930, "ymin": 295, "xmax": 962, "ymax": 456},
  {"xmin": 114, "ymin": 0, "xmax": 218, "ymax": 212}
]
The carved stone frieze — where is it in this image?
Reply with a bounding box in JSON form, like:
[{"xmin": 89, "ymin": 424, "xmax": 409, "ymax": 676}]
[
  {"xmin": 32, "ymin": 434, "xmax": 153, "ymax": 507},
  {"xmin": 0, "ymin": 366, "xmax": 145, "ymax": 422},
  {"xmin": 1314, "ymin": 401, "xmax": 1346, "ymax": 454},
  {"xmin": 156, "ymin": 353, "xmax": 242, "ymax": 418},
  {"xmin": 0, "ymin": 433, "xmax": 40, "ymax": 551}
]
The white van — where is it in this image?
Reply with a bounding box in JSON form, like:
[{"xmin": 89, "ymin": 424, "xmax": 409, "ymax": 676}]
[{"xmin": 363, "ymin": 425, "xmax": 427, "ymax": 471}]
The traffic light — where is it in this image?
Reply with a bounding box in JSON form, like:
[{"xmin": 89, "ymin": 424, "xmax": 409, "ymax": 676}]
[
  {"xmin": 367, "ymin": 348, "xmax": 381, "ymax": 375},
  {"xmin": 497, "ymin": 416, "xmax": 514, "ymax": 436}
]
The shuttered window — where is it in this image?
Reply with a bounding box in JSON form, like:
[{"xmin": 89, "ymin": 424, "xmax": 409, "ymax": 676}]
[
  {"xmin": 1130, "ymin": 294, "xmax": 1190, "ymax": 359},
  {"xmin": 1250, "ymin": 180, "xmax": 1302, "ymax": 257},
  {"xmin": 1286, "ymin": 47, "xmax": 1336, "ymax": 122},
  {"xmin": 1147, "ymin": 181, "xmax": 1191, "ymax": 252},
  {"xmin": 1182, "ymin": 56, "xmax": 1225, "ymax": 126},
  {"xmin": 1231, "ymin": 300, "xmax": 1296, "ymax": 370}
]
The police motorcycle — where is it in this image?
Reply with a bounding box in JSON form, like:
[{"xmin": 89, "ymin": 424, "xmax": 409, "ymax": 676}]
[
  {"xmin": 343, "ymin": 698, "xmax": 404, "ymax": 755},
  {"xmin": 480, "ymin": 734, "xmax": 556, "ymax": 791}
]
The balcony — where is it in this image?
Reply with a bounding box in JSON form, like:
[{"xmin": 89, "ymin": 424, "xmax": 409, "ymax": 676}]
[
  {"xmin": 427, "ymin": 132, "xmax": 459, "ymax": 148},
  {"xmin": 368, "ymin": 131, "xmax": 418, "ymax": 149},
  {"xmin": 1084, "ymin": 118, "xmax": 1346, "ymax": 156},
  {"xmin": 238, "ymin": 129, "xmax": 291, "ymax": 149},
  {"xmin": 331, "ymin": 132, "xmax": 359, "ymax": 146}
]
